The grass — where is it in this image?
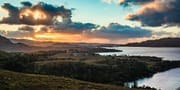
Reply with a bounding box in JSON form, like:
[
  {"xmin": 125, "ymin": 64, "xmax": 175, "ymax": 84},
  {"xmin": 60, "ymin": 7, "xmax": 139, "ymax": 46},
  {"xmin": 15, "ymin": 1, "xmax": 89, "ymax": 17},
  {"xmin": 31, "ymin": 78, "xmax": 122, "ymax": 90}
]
[{"xmin": 0, "ymin": 69, "xmax": 145, "ymax": 90}]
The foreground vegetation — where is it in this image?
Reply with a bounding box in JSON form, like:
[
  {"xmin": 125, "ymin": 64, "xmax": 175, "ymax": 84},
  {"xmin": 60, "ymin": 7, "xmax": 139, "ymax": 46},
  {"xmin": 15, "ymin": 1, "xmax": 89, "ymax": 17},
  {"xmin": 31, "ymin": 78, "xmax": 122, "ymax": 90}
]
[
  {"xmin": 0, "ymin": 50, "xmax": 179, "ymax": 90},
  {"xmin": 0, "ymin": 69, "xmax": 142, "ymax": 90}
]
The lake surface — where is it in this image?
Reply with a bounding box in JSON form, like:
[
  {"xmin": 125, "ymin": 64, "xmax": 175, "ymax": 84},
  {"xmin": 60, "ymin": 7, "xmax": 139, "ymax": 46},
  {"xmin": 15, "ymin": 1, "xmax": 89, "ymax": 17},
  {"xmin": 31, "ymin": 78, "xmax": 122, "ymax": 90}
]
[
  {"xmin": 98, "ymin": 47, "xmax": 180, "ymax": 90},
  {"xmin": 127, "ymin": 68, "xmax": 180, "ymax": 90},
  {"xmin": 99, "ymin": 47, "xmax": 180, "ymax": 61}
]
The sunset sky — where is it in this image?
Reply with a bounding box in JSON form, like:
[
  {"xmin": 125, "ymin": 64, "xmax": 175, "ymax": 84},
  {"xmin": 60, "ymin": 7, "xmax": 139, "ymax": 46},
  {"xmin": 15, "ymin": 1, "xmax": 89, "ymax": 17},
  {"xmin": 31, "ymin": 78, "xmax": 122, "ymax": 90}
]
[{"xmin": 0, "ymin": 0, "xmax": 179, "ymax": 44}]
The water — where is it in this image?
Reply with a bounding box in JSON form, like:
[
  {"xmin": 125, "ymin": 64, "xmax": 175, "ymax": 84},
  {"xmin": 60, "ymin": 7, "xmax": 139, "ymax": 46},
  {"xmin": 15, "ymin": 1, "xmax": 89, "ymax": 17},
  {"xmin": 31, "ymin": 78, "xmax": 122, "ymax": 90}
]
[
  {"xmin": 98, "ymin": 47, "xmax": 180, "ymax": 90},
  {"xmin": 98, "ymin": 47, "xmax": 180, "ymax": 61},
  {"xmin": 127, "ymin": 68, "xmax": 180, "ymax": 90}
]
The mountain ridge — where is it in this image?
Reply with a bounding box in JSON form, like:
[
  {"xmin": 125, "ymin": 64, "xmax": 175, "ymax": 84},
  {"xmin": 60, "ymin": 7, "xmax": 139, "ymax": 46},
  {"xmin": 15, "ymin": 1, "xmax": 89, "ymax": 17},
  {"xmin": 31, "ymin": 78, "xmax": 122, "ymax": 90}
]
[
  {"xmin": 0, "ymin": 35, "xmax": 42, "ymax": 52},
  {"xmin": 124, "ymin": 38, "xmax": 180, "ymax": 47}
]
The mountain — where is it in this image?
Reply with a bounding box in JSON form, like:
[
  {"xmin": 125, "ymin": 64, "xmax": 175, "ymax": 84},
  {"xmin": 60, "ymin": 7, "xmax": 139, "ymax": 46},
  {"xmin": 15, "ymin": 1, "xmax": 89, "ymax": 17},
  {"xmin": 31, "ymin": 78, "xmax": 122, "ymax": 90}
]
[
  {"xmin": 11, "ymin": 38, "xmax": 120, "ymax": 48},
  {"xmin": 0, "ymin": 35, "xmax": 41, "ymax": 52},
  {"xmin": 10, "ymin": 38, "xmax": 54, "ymax": 47},
  {"xmin": 125, "ymin": 38, "xmax": 180, "ymax": 47},
  {"xmin": 0, "ymin": 35, "xmax": 13, "ymax": 46}
]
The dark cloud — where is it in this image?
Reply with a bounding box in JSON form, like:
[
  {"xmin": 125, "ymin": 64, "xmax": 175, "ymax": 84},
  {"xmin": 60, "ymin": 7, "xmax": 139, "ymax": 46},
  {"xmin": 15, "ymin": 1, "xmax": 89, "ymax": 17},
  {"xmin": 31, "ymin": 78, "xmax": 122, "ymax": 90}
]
[
  {"xmin": 19, "ymin": 26, "xmax": 34, "ymax": 32},
  {"xmin": 122, "ymin": 0, "xmax": 180, "ymax": 27},
  {"xmin": 53, "ymin": 22, "xmax": 99, "ymax": 34},
  {"xmin": 119, "ymin": 0, "xmax": 154, "ymax": 7},
  {"xmin": 17, "ymin": 22, "xmax": 98, "ymax": 34},
  {"xmin": 0, "ymin": 2, "xmax": 72, "ymax": 25},
  {"xmin": 84, "ymin": 23, "xmax": 152, "ymax": 39},
  {"xmin": 21, "ymin": 1, "xmax": 32, "ymax": 7},
  {"xmin": 0, "ymin": 3, "xmax": 20, "ymax": 24}
]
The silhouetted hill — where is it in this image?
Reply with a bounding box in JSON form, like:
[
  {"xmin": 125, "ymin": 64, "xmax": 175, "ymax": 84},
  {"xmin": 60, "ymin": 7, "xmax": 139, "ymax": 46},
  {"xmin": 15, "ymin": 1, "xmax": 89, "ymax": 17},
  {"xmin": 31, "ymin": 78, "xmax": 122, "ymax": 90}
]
[
  {"xmin": 0, "ymin": 35, "xmax": 42, "ymax": 52},
  {"xmin": 125, "ymin": 38, "xmax": 180, "ymax": 47},
  {"xmin": 0, "ymin": 35, "xmax": 13, "ymax": 46},
  {"xmin": 11, "ymin": 38, "xmax": 120, "ymax": 48},
  {"xmin": 10, "ymin": 38, "xmax": 54, "ymax": 47}
]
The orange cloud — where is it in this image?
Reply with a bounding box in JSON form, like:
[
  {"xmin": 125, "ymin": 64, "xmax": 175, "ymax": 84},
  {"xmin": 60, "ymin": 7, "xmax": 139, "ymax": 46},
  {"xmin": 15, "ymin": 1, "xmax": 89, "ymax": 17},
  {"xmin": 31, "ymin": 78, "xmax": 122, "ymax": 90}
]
[
  {"xmin": 18, "ymin": 31, "xmax": 109, "ymax": 43},
  {"xmin": 33, "ymin": 32, "xmax": 82, "ymax": 42}
]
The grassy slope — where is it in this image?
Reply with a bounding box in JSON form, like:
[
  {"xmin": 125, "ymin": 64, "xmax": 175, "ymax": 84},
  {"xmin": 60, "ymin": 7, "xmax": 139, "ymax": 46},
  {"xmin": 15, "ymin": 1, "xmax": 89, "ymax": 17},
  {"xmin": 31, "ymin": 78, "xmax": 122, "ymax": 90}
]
[{"xmin": 0, "ymin": 69, "xmax": 144, "ymax": 90}]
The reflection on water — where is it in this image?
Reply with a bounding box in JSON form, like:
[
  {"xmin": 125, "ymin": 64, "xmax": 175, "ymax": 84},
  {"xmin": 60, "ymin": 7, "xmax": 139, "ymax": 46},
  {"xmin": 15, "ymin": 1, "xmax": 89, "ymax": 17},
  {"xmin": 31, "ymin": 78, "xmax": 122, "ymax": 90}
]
[
  {"xmin": 99, "ymin": 47, "xmax": 180, "ymax": 61},
  {"xmin": 127, "ymin": 68, "xmax": 180, "ymax": 90}
]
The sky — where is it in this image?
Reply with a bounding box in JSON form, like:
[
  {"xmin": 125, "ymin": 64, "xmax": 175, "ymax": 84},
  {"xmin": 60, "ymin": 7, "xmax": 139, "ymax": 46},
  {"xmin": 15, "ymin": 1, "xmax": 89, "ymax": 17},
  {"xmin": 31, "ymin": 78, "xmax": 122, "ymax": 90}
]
[{"xmin": 0, "ymin": 0, "xmax": 179, "ymax": 44}]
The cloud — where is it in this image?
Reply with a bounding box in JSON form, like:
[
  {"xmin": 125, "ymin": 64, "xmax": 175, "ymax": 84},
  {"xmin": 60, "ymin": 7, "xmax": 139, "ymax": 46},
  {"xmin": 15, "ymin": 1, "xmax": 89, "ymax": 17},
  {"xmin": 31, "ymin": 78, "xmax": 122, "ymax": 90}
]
[
  {"xmin": 122, "ymin": 0, "xmax": 180, "ymax": 26},
  {"xmin": 21, "ymin": 1, "xmax": 32, "ymax": 7},
  {"xmin": 4, "ymin": 22, "xmax": 151, "ymax": 43},
  {"xmin": 0, "ymin": 3, "xmax": 20, "ymax": 24},
  {"xmin": 17, "ymin": 22, "xmax": 98, "ymax": 34},
  {"xmin": 153, "ymin": 31, "xmax": 172, "ymax": 36},
  {"xmin": 0, "ymin": 1, "xmax": 154, "ymax": 43},
  {"xmin": 102, "ymin": 0, "xmax": 153, "ymax": 5},
  {"xmin": 19, "ymin": 26, "xmax": 34, "ymax": 32},
  {"xmin": 119, "ymin": 0, "xmax": 154, "ymax": 7},
  {"xmin": 102, "ymin": 0, "xmax": 119, "ymax": 4},
  {"xmin": 53, "ymin": 22, "xmax": 99, "ymax": 34},
  {"xmin": 84, "ymin": 23, "xmax": 152, "ymax": 40},
  {"xmin": 0, "ymin": 2, "xmax": 72, "ymax": 25}
]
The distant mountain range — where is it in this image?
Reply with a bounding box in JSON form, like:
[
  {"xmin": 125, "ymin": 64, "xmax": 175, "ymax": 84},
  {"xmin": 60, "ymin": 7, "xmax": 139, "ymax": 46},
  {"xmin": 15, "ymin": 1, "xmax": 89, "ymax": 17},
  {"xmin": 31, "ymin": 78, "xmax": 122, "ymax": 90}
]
[
  {"xmin": 124, "ymin": 38, "xmax": 180, "ymax": 47},
  {"xmin": 0, "ymin": 35, "xmax": 43, "ymax": 52},
  {"xmin": 10, "ymin": 38, "xmax": 113, "ymax": 48},
  {"xmin": 1, "ymin": 35, "xmax": 180, "ymax": 52},
  {"xmin": 10, "ymin": 38, "xmax": 54, "ymax": 47},
  {"xmin": 1, "ymin": 36, "xmax": 119, "ymax": 52}
]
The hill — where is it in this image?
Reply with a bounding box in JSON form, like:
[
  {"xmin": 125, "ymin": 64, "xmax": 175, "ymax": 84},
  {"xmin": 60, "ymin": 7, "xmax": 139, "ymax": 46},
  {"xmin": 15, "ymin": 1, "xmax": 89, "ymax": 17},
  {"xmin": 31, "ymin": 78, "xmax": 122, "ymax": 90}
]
[
  {"xmin": 0, "ymin": 69, "xmax": 143, "ymax": 90},
  {"xmin": 0, "ymin": 35, "xmax": 44, "ymax": 52},
  {"xmin": 125, "ymin": 38, "xmax": 180, "ymax": 47},
  {"xmin": 10, "ymin": 38, "xmax": 54, "ymax": 47},
  {"xmin": 0, "ymin": 35, "xmax": 14, "ymax": 46}
]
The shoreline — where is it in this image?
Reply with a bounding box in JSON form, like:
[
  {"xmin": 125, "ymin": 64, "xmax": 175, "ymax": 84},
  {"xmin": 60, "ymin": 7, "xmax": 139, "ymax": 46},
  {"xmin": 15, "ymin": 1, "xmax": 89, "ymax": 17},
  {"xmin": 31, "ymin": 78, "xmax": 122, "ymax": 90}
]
[
  {"xmin": 125, "ymin": 67, "xmax": 180, "ymax": 90},
  {"xmin": 96, "ymin": 47, "xmax": 180, "ymax": 84},
  {"xmin": 99, "ymin": 46, "xmax": 180, "ymax": 61}
]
